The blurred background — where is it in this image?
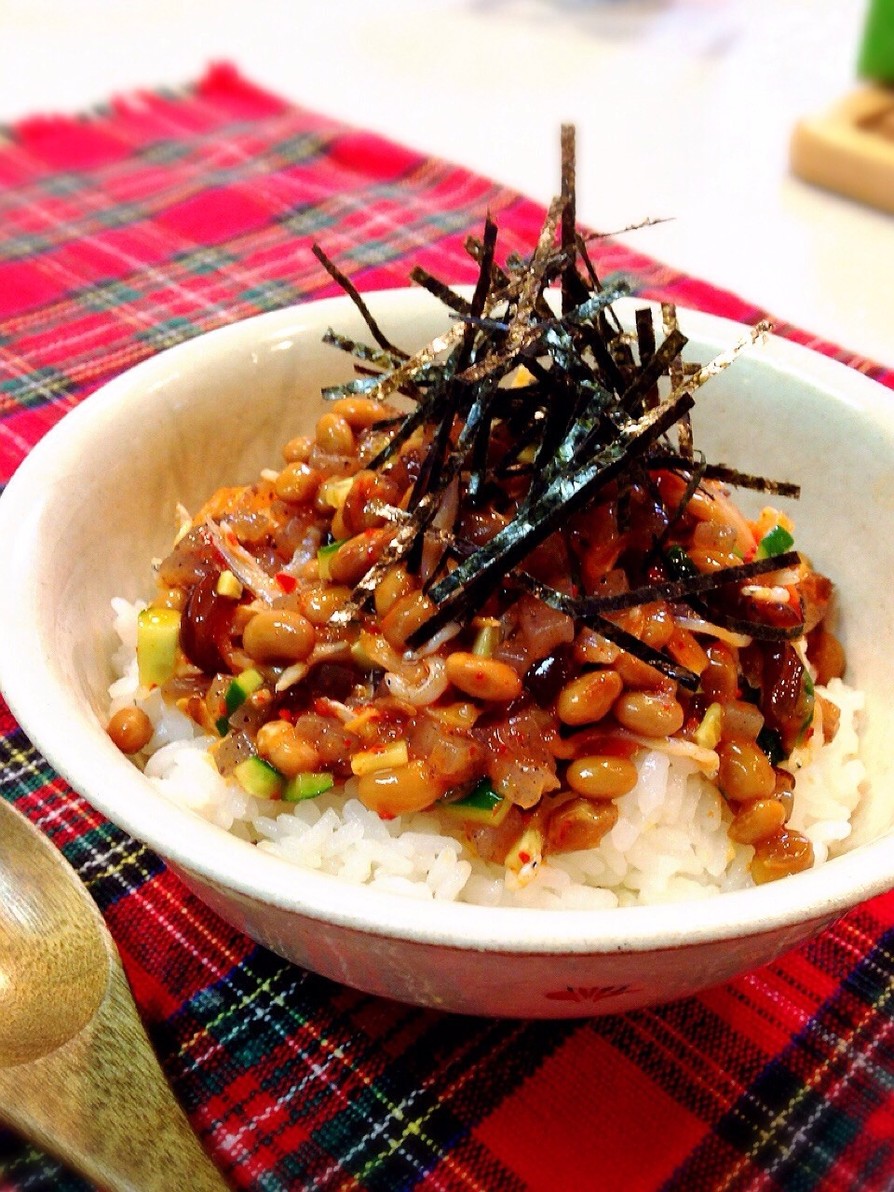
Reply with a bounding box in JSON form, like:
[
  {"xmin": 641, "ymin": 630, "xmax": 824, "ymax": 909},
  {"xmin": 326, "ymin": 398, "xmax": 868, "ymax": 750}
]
[{"xmin": 0, "ymin": 0, "xmax": 887, "ymax": 363}]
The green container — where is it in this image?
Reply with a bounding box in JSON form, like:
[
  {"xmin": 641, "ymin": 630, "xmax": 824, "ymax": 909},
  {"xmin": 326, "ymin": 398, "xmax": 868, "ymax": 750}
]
[{"xmin": 859, "ymin": 0, "xmax": 894, "ymax": 82}]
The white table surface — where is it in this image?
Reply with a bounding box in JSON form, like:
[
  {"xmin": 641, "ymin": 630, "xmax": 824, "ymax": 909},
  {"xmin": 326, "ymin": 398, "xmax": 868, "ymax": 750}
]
[{"xmin": 2, "ymin": 0, "xmax": 891, "ymax": 368}]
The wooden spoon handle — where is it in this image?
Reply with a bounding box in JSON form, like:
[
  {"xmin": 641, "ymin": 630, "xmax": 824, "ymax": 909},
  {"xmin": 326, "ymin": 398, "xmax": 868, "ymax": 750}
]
[{"xmin": 0, "ymin": 955, "xmax": 228, "ymax": 1191}]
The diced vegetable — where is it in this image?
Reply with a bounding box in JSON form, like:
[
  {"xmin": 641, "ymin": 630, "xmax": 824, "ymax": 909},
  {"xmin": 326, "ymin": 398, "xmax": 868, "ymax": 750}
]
[
  {"xmin": 757, "ymin": 525, "xmax": 795, "ymax": 559},
  {"xmin": 233, "ymin": 756, "xmax": 283, "ymax": 799},
  {"xmin": 215, "ymin": 569, "xmax": 243, "ymax": 599},
  {"xmin": 224, "ymin": 668, "xmax": 264, "ymax": 716},
  {"xmin": 283, "ymin": 771, "xmax": 335, "ymax": 802},
  {"xmin": 318, "ymin": 477, "xmax": 353, "ymax": 509},
  {"xmin": 757, "ymin": 726, "xmax": 784, "ymax": 767},
  {"xmin": 441, "ymin": 778, "xmax": 511, "ymax": 826},
  {"xmin": 471, "ymin": 619, "xmax": 501, "ymax": 658},
  {"xmin": 317, "ymin": 539, "xmax": 348, "ymax": 580},
  {"xmin": 136, "ymin": 607, "xmax": 181, "ymax": 688},
  {"xmin": 798, "ymin": 671, "xmax": 816, "ymax": 743},
  {"xmin": 351, "ymin": 740, "xmax": 409, "ymax": 776},
  {"xmin": 665, "ymin": 545, "xmax": 698, "ymax": 581},
  {"xmin": 274, "ymin": 571, "xmax": 297, "ymax": 594},
  {"xmin": 505, "ymin": 824, "xmax": 545, "ymax": 880},
  {"xmin": 694, "ymin": 702, "xmax": 723, "ymax": 750}
]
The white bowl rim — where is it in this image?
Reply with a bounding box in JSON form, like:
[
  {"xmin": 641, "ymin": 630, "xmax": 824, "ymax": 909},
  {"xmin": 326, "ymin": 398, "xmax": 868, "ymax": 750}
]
[{"xmin": 1, "ymin": 287, "xmax": 893, "ymax": 956}]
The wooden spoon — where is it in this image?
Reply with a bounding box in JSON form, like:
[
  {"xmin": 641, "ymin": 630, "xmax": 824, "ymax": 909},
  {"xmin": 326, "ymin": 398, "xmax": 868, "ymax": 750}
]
[{"xmin": 0, "ymin": 797, "xmax": 228, "ymax": 1191}]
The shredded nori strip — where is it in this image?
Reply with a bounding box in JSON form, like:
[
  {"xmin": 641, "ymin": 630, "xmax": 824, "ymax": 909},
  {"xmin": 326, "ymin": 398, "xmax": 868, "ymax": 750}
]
[
  {"xmin": 687, "ymin": 598, "xmax": 805, "ymax": 642},
  {"xmin": 504, "ymin": 550, "xmax": 803, "ymax": 681},
  {"xmin": 524, "ymin": 550, "xmax": 801, "ymax": 618},
  {"xmin": 636, "ymin": 306, "xmax": 656, "ymax": 363},
  {"xmin": 701, "ymin": 463, "xmax": 800, "ymax": 499},
  {"xmin": 312, "ymin": 245, "xmax": 409, "ymax": 360},
  {"xmin": 361, "ymin": 391, "xmax": 440, "ymax": 470},
  {"xmin": 619, "ymin": 328, "xmax": 687, "ymax": 415},
  {"xmin": 560, "ymin": 124, "xmax": 579, "ymax": 318},
  {"xmin": 410, "ymin": 267, "xmax": 472, "ymax": 315},
  {"xmin": 407, "ymin": 392, "xmax": 695, "ymax": 647},
  {"xmin": 312, "ymin": 127, "xmax": 803, "ymax": 675},
  {"xmin": 650, "ymin": 455, "xmax": 709, "ymax": 558},
  {"xmin": 321, "ymin": 328, "xmax": 405, "ymax": 372},
  {"xmin": 511, "ymin": 573, "xmax": 700, "ymax": 689},
  {"xmin": 644, "ymin": 451, "xmax": 800, "ymax": 500}
]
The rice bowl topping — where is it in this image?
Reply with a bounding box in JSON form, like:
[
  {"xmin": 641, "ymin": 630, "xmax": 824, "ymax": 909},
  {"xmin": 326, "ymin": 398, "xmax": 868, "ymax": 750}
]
[{"xmin": 105, "ymin": 130, "xmax": 868, "ymax": 907}]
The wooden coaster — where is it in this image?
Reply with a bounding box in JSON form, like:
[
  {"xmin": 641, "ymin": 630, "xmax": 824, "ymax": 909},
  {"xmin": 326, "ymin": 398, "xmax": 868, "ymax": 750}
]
[{"xmin": 790, "ymin": 85, "xmax": 894, "ymax": 213}]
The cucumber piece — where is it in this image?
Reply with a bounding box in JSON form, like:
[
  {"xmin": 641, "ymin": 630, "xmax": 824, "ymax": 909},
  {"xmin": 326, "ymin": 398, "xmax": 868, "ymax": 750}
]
[
  {"xmin": 224, "ymin": 668, "xmax": 264, "ymax": 716},
  {"xmin": 756, "ymin": 525, "xmax": 794, "ymax": 559},
  {"xmin": 283, "ymin": 771, "xmax": 335, "ymax": 802},
  {"xmin": 798, "ymin": 671, "xmax": 815, "ymax": 744},
  {"xmin": 233, "ymin": 756, "xmax": 283, "ymax": 799},
  {"xmin": 442, "ymin": 778, "xmax": 511, "ymax": 826},
  {"xmin": 136, "ymin": 607, "xmax": 181, "ymax": 688},
  {"xmin": 757, "ymin": 726, "xmax": 783, "ymax": 767},
  {"xmin": 317, "ymin": 539, "xmax": 348, "ymax": 580},
  {"xmin": 665, "ymin": 545, "xmax": 698, "ymax": 581}
]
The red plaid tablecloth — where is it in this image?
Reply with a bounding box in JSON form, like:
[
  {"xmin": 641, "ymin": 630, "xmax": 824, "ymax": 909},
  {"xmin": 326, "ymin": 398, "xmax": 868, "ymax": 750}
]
[{"xmin": 0, "ymin": 64, "xmax": 892, "ymax": 1192}]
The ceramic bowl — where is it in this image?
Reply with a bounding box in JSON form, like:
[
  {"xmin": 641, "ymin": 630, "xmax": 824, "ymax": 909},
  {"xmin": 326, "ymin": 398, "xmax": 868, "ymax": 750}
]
[{"xmin": 1, "ymin": 289, "xmax": 893, "ymax": 1018}]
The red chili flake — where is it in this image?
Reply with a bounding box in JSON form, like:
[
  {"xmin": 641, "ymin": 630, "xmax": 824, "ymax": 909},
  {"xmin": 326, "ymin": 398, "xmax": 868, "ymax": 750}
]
[
  {"xmin": 518, "ymin": 851, "xmax": 531, "ymax": 864},
  {"xmin": 278, "ymin": 708, "xmax": 296, "ymax": 723},
  {"xmin": 275, "ymin": 571, "xmax": 297, "ymax": 594}
]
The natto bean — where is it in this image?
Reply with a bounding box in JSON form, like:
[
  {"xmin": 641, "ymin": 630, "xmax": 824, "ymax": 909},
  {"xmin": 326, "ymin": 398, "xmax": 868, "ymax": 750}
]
[{"xmin": 107, "ymin": 706, "xmax": 153, "ymax": 754}]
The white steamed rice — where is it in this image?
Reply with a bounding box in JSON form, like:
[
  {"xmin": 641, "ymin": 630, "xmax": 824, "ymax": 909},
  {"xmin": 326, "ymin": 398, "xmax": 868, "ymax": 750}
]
[{"xmin": 108, "ymin": 596, "xmax": 868, "ymax": 908}]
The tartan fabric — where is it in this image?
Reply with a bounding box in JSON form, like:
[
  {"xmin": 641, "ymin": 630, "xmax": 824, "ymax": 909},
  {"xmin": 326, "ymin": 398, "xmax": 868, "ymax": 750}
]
[{"xmin": 0, "ymin": 63, "xmax": 892, "ymax": 1191}]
